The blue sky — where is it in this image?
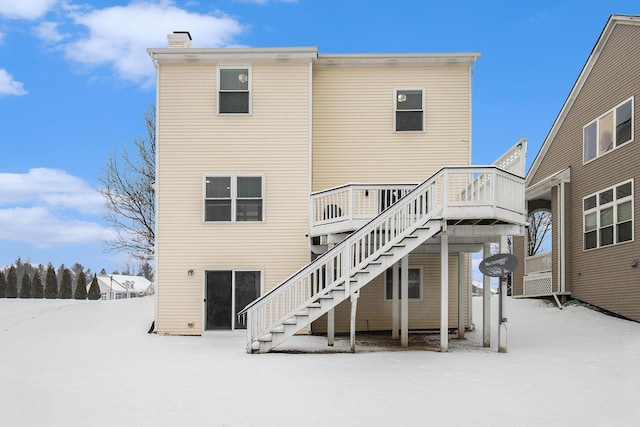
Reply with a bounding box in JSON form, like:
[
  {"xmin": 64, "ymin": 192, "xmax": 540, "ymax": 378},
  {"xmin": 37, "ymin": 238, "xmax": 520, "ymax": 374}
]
[{"xmin": 1, "ymin": 0, "xmax": 639, "ymax": 275}]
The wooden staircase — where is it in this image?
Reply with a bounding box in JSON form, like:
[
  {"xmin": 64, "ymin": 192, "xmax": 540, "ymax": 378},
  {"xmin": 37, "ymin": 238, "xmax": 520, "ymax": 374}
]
[
  {"xmin": 252, "ymin": 223, "xmax": 441, "ymax": 353},
  {"xmin": 239, "ymin": 160, "xmax": 526, "ymax": 353}
]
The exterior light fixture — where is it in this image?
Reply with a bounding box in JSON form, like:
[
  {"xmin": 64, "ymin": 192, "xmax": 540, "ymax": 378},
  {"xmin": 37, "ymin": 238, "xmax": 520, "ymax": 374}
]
[
  {"xmin": 397, "ymin": 93, "xmax": 407, "ymax": 103},
  {"xmin": 188, "ymin": 269, "xmax": 194, "ymax": 276},
  {"xmin": 238, "ymin": 73, "xmax": 248, "ymax": 83}
]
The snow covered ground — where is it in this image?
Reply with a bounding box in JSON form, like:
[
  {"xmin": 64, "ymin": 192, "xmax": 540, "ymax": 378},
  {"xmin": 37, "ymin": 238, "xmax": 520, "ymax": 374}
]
[{"xmin": 1, "ymin": 296, "xmax": 639, "ymax": 427}]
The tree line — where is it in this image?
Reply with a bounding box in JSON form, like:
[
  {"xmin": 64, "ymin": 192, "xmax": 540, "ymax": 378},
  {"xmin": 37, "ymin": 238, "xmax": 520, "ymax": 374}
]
[{"xmin": 0, "ymin": 258, "xmax": 153, "ymax": 300}]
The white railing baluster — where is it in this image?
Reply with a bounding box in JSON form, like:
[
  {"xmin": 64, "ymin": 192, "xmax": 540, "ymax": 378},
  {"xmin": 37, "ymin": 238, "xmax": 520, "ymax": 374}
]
[{"xmin": 241, "ymin": 166, "xmax": 525, "ymax": 350}]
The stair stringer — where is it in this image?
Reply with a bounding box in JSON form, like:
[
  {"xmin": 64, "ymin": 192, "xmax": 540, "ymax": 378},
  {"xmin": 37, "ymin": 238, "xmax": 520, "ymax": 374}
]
[{"xmin": 253, "ymin": 220, "xmax": 443, "ymax": 353}]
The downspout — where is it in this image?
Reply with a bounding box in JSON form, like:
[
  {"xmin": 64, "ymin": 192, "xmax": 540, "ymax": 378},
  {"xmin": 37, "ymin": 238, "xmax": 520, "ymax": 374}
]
[
  {"xmin": 559, "ymin": 181, "xmax": 566, "ymax": 293},
  {"xmin": 149, "ymin": 52, "xmax": 160, "ymax": 333}
]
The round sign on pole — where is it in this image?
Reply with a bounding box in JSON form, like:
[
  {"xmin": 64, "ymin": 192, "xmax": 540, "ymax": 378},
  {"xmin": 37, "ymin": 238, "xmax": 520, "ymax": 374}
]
[{"xmin": 479, "ymin": 253, "xmax": 518, "ymax": 277}]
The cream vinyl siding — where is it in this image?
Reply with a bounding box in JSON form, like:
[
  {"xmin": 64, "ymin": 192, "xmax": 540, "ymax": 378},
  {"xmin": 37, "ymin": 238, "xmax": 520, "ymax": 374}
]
[
  {"xmin": 156, "ymin": 62, "xmax": 311, "ymax": 334},
  {"xmin": 312, "ymin": 65, "xmax": 471, "ymax": 190},
  {"xmin": 312, "ymin": 253, "xmax": 469, "ymax": 333},
  {"xmin": 528, "ymin": 23, "xmax": 640, "ymax": 321}
]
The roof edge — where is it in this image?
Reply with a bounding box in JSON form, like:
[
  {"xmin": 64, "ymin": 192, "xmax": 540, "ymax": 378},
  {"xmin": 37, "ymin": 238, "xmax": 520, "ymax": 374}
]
[{"xmin": 526, "ymin": 14, "xmax": 640, "ymax": 185}]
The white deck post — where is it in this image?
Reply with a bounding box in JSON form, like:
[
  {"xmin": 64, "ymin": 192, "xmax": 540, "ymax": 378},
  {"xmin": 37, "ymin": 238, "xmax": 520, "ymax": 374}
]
[
  {"xmin": 400, "ymin": 256, "xmax": 409, "ymax": 347},
  {"xmin": 440, "ymin": 234, "xmax": 449, "ymax": 352},
  {"xmin": 350, "ymin": 290, "xmax": 359, "ymax": 352},
  {"xmin": 483, "ymin": 242, "xmax": 491, "ymax": 348},
  {"xmin": 392, "ymin": 261, "xmax": 399, "ymax": 340},
  {"xmin": 457, "ymin": 253, "xmax": 465, "ymax": 339},
  {"xmin": 327, "ymin": 308, "xmax": 335, "ymax": 346},
  {"xmin": 498, "ymin": 236, "xmax": 509, "ymax": 353}
]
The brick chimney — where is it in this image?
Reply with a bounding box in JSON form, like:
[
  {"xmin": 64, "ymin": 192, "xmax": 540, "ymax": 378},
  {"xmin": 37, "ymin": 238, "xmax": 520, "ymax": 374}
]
[{"xmin": 167, "ymin": 31, "xmax": 192, "ymax": 48}]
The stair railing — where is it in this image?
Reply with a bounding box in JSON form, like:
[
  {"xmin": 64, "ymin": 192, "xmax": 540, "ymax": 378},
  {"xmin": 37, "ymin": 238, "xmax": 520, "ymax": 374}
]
[{"xmin": 240, "ymin": 166, "xmax": 524, "ymax": 349}]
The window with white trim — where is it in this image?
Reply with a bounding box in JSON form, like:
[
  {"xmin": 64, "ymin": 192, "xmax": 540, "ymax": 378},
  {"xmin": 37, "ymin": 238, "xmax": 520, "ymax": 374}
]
[
  {"xmin": 583, "ymin": 180, "xmax": 633, "ymax": 250},
  {"xmin": 395, "ymin": 89, "xmax": 424, "ymax": 132},
  {"xmin": 205, "ymin": 175, "xmax": 263, "ymax": 222},
  {"xmin": 384, "ymin": 266, "xmax": 422, "ymax": 300},
  {"xmin": 218, "ymin": 67, "xmax": 250, "ymax": 114},
  {"xmin": 583, "ymin": 97, "xmax": 633, "ymax": 163}
]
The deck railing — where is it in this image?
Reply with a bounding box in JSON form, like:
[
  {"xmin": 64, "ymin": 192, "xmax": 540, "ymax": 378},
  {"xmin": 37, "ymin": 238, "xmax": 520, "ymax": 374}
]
[
  {"xmin": 525, "ymin": 252, "xmax": 552, "ymax": 275},
  {"xmin": 310, "ymin": 167, "xmax": 524, "ymax": 233},
  {"xmin": 240, "ymin": 166, "xmax": 525, "ymax": 349},
  {"xmin": 310, "ymin": 184, "xmax": 417, "ymax": 230}
]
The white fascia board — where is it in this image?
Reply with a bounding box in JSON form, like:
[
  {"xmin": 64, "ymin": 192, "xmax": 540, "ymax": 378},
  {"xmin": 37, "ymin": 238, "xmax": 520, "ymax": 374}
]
[
  {"xmin": 147, "ymin": 47, "xmax": 318, "ymax": 64},
  {"xmin": 315, "ymin": 52, "xmax": 480, "ymax": 68}
]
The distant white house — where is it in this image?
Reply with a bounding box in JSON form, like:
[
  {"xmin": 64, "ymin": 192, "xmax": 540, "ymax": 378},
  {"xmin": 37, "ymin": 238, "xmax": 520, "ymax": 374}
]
[
  {"xmin": 472, "ymin": 280, "xmax": 497, "ymax": 297},
  {"xmin": 93, "ymin": 275, "xmax": 154, "ymax": 300}
]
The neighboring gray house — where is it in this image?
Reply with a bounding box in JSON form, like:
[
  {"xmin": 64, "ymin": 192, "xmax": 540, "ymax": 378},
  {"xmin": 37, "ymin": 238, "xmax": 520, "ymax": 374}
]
[{"xmin": 514, "ymin": 15, "xmax": 640, "ymax": 322}]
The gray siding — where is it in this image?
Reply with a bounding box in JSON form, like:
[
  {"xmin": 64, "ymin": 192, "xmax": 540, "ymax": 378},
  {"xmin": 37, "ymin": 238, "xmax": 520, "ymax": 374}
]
[{"xmin": 529, "ymin": 23, "xmax": 640, "ymax": 321}]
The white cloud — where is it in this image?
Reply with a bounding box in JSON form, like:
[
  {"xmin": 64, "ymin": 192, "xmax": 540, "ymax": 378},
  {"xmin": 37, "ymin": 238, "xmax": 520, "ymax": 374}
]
[
  {"xmin": 0, "ymin": 168, "xmax": 115, "ymax": 247},
  {"xmin": 0, "ymin": 69, "xmax": 28, "ymax": 97},
  {"xmin": 0, "ymin": 206, "xmax": 115, "ymax": 247},
  {"xmin": 34, "ymin": 21, "xmax": 65, "ymax": 43},
  {"xmin": 0, "ymin": 32, "xmax": 5, "ymax": 44},
  {"xmin": 0, "ymin": 0, "xmax": 58, "ymax": 20},
  {"xmin": 0, "ymin": 168, "xmax": 104, "ymax": 215},
  {"xmin": 63, "ymin": 1, "xmax": 244, "ymax": 86}
]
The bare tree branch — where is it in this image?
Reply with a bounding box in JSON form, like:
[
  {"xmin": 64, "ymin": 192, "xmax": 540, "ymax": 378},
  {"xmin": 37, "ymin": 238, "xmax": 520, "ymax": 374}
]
[
  {"xmin": 527, "ymin": 210, "xmax": 552, "ymax": 256},
  {"xmin": 98, "ymin": 104, "xmax": 155, "ymax": 261}
]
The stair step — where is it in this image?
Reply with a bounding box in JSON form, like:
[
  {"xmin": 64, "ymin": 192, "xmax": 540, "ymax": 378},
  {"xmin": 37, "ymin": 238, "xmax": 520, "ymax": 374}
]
[
  {"xmin": 270, "ymin": 325, "xmax": 285, "ymax": 334},
  {"xmin": 378, "ymin": 253, "xmax": 394, "ymax": 257},
  {"xmin": 307, "ymin": 302, "xmax": 321, "ymax": 309},
  {"xmin": 283, "ymin": 318, "xmax": 297, "ymax": 325},
  {"xmin": 296, "ymin": 310, "xmax": 309, "ymax": 317},
  {"xmin": 318, "ymin": 294, "xmax": 334, "ymax": 300},
  {"xmin": 258, "ymin": 333, "xmax": 273, "ymax": 342},
  {"xmin": 334, "ymin": 285, "xmax": 345, "ymax": 291},
  {"xmin": 403, "ymin": 235, "xmax": 419, "ymax": 239},
  {"xmin": 251, "ymin": 341, "xmax": 260, "ymax": 351}
]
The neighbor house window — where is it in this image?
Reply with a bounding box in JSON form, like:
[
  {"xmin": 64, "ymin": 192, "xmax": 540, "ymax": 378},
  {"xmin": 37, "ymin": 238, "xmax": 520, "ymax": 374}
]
[
  {"xmin": 384, "ymin": 266, "xmax": 422, "ymax": 300},
  {"xmin": 218, "ymin": 67, "xmax": 250, "ymax": 114},
  {"xmin": 583, "ymin": 180, "xmax": 633, "ymax": 250},
  {"xmin": 395, "ymin": 89, "xmax": 424, "ymax": 132},
  {"xmin": 205, "ymin": 175, "xmax": 263, "ymax": 222},
  {"xmin": 583, "ymin": 97, "xmax": 633, "ymax": 163}
]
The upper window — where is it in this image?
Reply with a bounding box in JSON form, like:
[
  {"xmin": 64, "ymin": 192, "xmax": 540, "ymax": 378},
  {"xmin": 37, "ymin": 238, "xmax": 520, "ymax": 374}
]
[
  {"xmin": 583, "ymin": 97, "xmax": 633, "ymax": 163},
  {"xmin": 205, "ymin": 175, "xmax": 263, "ymax": 222},
  {"xmin": 384, "ymin": 266, "xmax": 422, "ymax": 300},
  {"xmin": 218, "ymin": 68, "xmax": 250, "ymax": 114},
  {"xmin": 395, "ymin": 89, "xmax": 424, "ymax": 132},
  {"xmin": 583, "ymin": 180, "xmax": 633, "ymax": 250}
]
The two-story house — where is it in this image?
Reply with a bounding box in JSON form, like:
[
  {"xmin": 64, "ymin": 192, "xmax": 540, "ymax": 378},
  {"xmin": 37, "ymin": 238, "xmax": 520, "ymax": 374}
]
[
  {"xmin": 148, "ymin": 33, "xmax": 527, "ymax": 353},
  {"xmin": 513, "ymin": 15, "xmax": 640, "ymax": 323}
]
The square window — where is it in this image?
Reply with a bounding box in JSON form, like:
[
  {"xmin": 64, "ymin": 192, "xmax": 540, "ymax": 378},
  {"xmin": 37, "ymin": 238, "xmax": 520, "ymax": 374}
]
[
  {"xmin": 395, "ymin": 89, "xmax": 424, "ymax": 132},
  {"xmin": 616, "ymin": 182, "xmax": 632, "ymax": 199},
  {"xmin": 584, "ymin": 180, "xmax": 634, "ymax": 250},
  {"xmin": 584, "ymin": 122, "xmax": 597, "ymax": 162},
  {"xmin": 219, "ymin": 68, "xmax": 250, "ymax": 114},
  {"xmin": 616, "ymin": 100, "xmax": 632, "ymax": 146},
  {"xmin": 599, "ymin": 189, "xmax": 613, "ymax": 205},
  {"xmin": 205, "ymin": 175, "xmax": 263, "ymax": 222},
  {"xmin": 385, "ymin": 267, "xmax": 421, "ymax": 300},
  {"xmin": 584, "ymin": 195, "xmax": 597, "ymax": 211},
  {"xmin": 600, "ymin": 226, "xmax": 614, "ymax": 246},
  {"xmin": 583, "ymin": 97, "xmax": 634, "ymax": 162}
]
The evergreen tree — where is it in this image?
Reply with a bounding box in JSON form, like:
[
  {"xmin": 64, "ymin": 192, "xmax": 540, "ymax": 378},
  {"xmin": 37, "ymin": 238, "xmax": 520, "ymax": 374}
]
[
  {"xmin": 0, "ymin": 271, "xmax": 6, "ymax": 298},
  {"xmin": 31, "ymin": 272, "xmax": 44, "ymax": 299},
  {"xmin": 138, "ymin": 261, "xmax": 154, "ymax": 281},
  {"xmin": 6, "ymin": 266, "xmax": 18, "ymax": 298},
  {"xmin": 44, "ymin": 264, "xmax": 58, "ymax": 299},
  {"xmin": 74, "ymin": 271, "xmax": 88, "ymax": 300},
  {"xmin": 88, "ymin": 275, "xmax": 101, "ymax": 300},
  {"xmin": 19, "ymin": 272, "xmax": 32, "ymax": 298},
  {"xmin": 58, "ymin": 268, "xmax": 73, "ymax": 299}
]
